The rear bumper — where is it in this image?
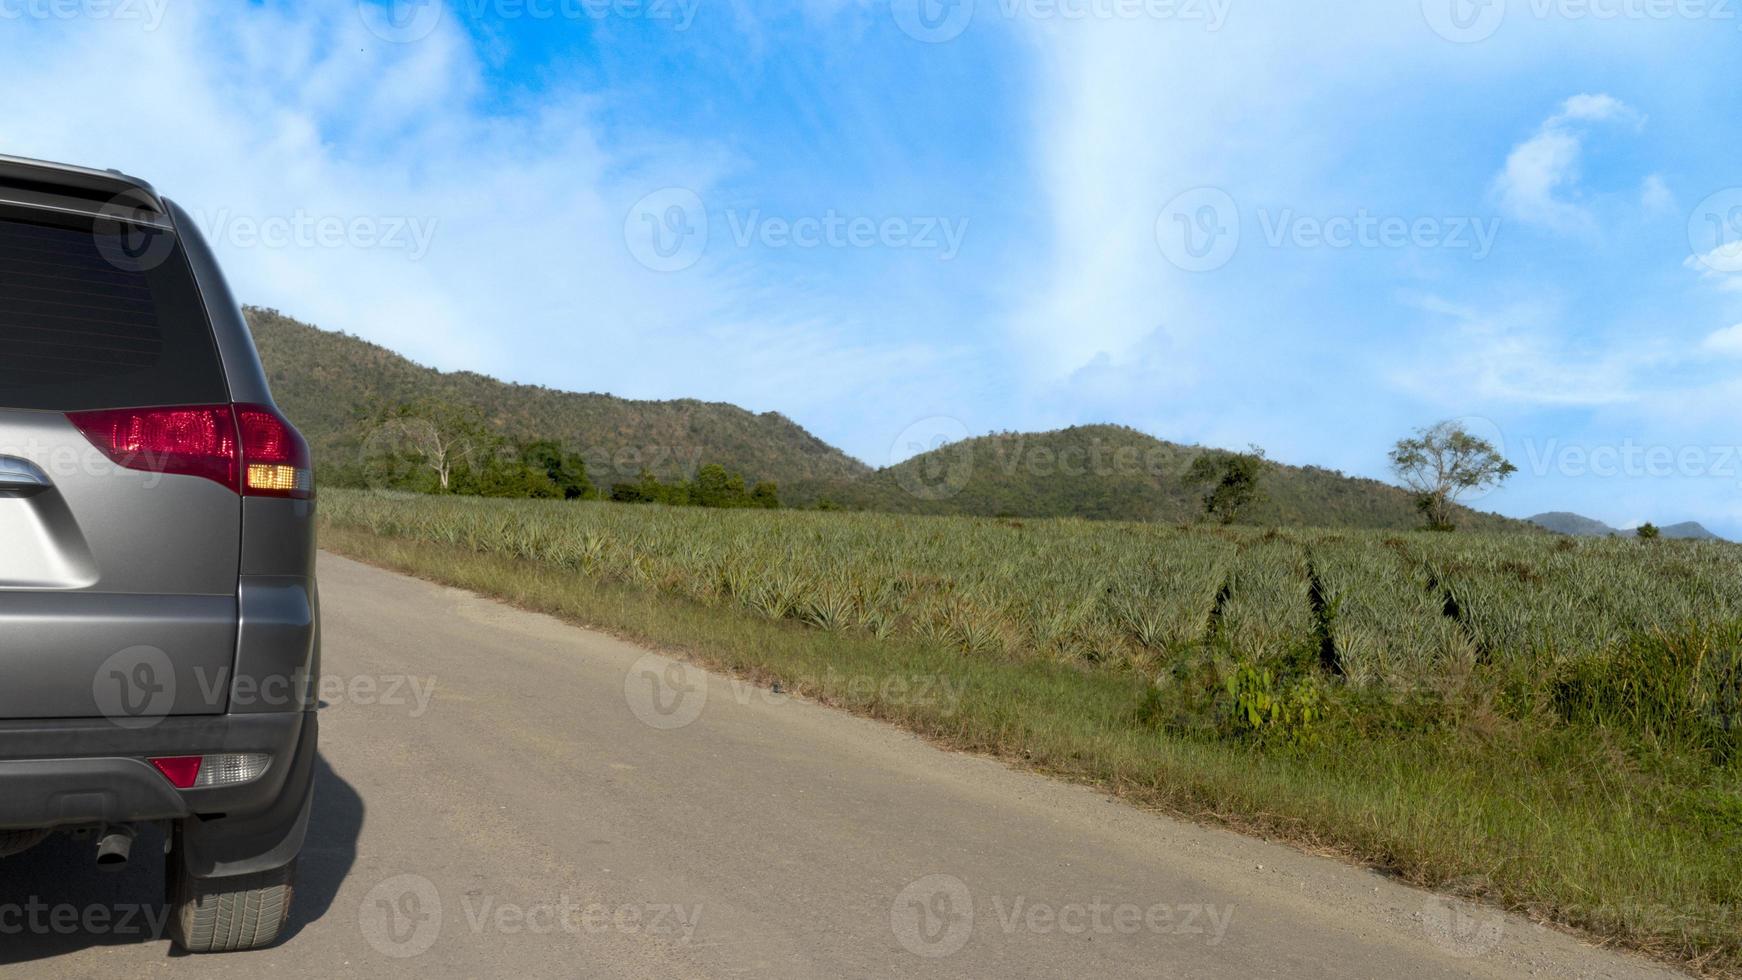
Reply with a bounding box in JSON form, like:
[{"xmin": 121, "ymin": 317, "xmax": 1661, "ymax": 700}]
[{"xmin": 0, "ymin": 710, "xmax": 316, "ymax": 876}]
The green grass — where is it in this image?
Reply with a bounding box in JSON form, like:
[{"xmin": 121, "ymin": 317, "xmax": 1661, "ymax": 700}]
[{"xmin": 319, "ymin": 489, "xmax": 1742, "ymax": 976}]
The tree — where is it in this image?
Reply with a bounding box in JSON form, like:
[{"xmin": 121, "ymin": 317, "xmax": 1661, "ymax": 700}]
[
  {"xmin": 1184, "ymin": 445, "xmax": 1269, "ymax": 525},
  {"xmin": 610, "ymin": 481, "xmax": 652, "ymax": 503},
  {"xmin": 749, "ymin": 481, "xmax": 780, "ymax": 509},
  {"xmin": 519, "ymin": 440, "xmax": 594, "ymax": 499},
  {"xmin": 368, "ymin": 400, "xmax": 489, "ymax": 492},
  {"xmin": 1635, "ymin": 522, "xmax": 1661, "ymax": 540},
  {"xmin": 462, "ymin": 445, "xmax": 560, "ymax": 499},
  {"xmin": 692, "ymin": 463, "xmax": 749, "ymax": 508},
  {"xmin": 1388, "ymin": 421, "xmax": 1516, "ymax": 531}
]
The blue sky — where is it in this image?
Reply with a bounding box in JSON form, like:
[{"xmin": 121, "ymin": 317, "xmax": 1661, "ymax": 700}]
[{"xmin": 3, "ymin": 0, "xmax": 1740, "ymax": 534}]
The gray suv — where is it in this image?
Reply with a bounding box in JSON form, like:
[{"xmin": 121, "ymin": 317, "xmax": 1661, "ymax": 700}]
[{"xmin": 0, "ymin": 156, "xmax": 318, "ymax": 952}]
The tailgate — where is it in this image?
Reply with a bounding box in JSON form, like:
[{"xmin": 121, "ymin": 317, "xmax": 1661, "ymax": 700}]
[{"xmin": 0, "ymin": 204, "xmax": 240, "ymax": 722}]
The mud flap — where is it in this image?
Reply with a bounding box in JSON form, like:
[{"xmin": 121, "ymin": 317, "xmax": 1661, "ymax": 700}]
[{"xmin": 179, "ymin": 711, "xmax": 317, "ymax": 879}]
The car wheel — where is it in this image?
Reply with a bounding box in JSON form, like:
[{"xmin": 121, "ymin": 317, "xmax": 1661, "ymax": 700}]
[{"xmin": 167, "ymin": 851, "xmax": 296, "ymax": 952}]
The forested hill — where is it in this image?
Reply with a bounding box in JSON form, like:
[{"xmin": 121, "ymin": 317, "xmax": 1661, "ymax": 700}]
[
  {"xmin": 247, "ymin": 307, "xmax": 871, "ymax": 489},
  {"xmin": 784, "ymin": 426, "xmax": 1532, "ymax": 532}
]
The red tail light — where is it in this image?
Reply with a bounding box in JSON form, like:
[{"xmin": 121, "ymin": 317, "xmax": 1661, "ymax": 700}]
[
  {"xmin": 236, "ymin": 404, "xmax": 314, "ymax": 499},
  {"xmin": 150, "ymin": 756, "xmax": 203, "ymax": 789},
  {"xmin": 68, "ymin": 403, "xmax": 313, "ymax": 499},
  {"xmin": 68, "ymin": 405, "xmax": 238, "ymax": 490}
]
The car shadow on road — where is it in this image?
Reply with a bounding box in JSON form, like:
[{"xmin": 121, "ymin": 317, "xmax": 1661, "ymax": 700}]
[{"xmin": 0, "ymin": 754, "xmax": 361, "ymax": 964}]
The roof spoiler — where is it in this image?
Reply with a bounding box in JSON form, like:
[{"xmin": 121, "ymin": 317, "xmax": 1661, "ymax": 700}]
[{"xmin": 0, "ymin": 154, "xmax": 166, "ymax": 216}]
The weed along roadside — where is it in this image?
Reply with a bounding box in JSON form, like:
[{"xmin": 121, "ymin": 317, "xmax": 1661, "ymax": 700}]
[{"xmin": 318, "ymin": 490, "xmax": 1742, "ymax": 976}]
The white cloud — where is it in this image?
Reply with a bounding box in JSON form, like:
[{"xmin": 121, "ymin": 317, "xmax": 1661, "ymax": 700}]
[
  {"xmin": 1493, "ymin": 94, "xmax": 1641, "ymax": 234},
  {"xmin": 1003, "ymin": 3, "xmax": 1440, "ymax": 382},
  {"xmin": 1684, "ymin": 242, "xmax": 1742, "ymax": 292},
  {"xmin": 1550, "ymin": 93, "xmax": 1643, "ymax": 127},
  {"xmin": 1701, "ymin": 323, "xmax": 1742, "ymax": 356},
  {"xmin": 0, "ymin": 1, "xmax": 959, "ymax": 453},
  {"xmin": 1388, "ymin": 295, "xmax": 1642, "ymax": 407},
  {"xmin": 1640, "ymin": 174, "xmax": 1675, "ymax": 215}
]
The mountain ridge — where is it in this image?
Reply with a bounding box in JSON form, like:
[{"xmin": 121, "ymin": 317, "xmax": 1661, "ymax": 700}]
[{"xmin": 253, "ymin": 308, "xmax": 1528, "ymax": 531}]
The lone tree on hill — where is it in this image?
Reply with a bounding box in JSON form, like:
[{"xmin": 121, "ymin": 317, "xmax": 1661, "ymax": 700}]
[
  {"xmin": 368, "ymin": 399, "xmax": 489, "ymax": 492},
  {"xmin": 1635, "ymin": 522, "xmax": 1661, "ymax": 540},
  {"xmin": 1388, "ymin": 421, "xmax": 1516, "ymax": 531},
  {"xmin": 1185, "ymin": 445, "xmax": 1270, "ymax": 525}
]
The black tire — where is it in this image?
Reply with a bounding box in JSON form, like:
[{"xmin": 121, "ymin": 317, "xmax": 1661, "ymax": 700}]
[{"xmin": 166, "ymin": 853, "xmax": 296, "ymax": 953}]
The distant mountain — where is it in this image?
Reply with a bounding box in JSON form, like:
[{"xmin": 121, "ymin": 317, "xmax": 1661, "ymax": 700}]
[
  {"xmin": 1529, "ymin": 512, "xmax": 1723, "ymax": 541},
  {"xmin": 247, "ymin": 308, "xmax": 871, "ymax": 489},
  {"xmin": 1659, "ymin": 522, "xmax": 1723, "ymax": 540},
  {"xmin": 787, "ymin": 426, "xmax": 1532, "ymax": 532},
  {"xmin": 1529, "ymin": 512, "xmax": 1620, "ymax": 537}
]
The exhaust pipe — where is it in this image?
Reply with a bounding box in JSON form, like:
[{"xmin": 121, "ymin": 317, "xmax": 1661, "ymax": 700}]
[{"xmin": 94, "ymin": 825, "xmax": 135, "ymax": 871}]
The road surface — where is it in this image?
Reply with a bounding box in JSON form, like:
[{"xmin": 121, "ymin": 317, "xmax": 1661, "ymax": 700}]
[{"xmin": 0, "ymin": 553, "xmax": 1680, "ymax": 978}]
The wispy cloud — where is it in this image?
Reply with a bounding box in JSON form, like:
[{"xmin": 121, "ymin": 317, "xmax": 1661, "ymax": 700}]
[
  {"xmin": 1389, "ymin": 295, "xmax": 1643, "ymax": 407},
  {"xmin": 1640, "ymin": 174, "xmax": 1675, "ymax": 216},
  {"xmin": 1492, "ymin": 93, "xmax": 1643, "ymax": 234},
  {"xmin": 1701, "ymin": 323, "xmax": 1742, "ymax": 356},
  {"xmin": 0, "ymin": 1, "xmax": 967, "ymax": 456},
  {"xmin": 1685, "ymin": 243, "xmax": 1742, "ymax": 292}
]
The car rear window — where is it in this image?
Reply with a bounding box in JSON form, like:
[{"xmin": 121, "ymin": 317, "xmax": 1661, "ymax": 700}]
[{"xmin": 0, "ymin": 205, "xmax": 228, "ymax": 411}]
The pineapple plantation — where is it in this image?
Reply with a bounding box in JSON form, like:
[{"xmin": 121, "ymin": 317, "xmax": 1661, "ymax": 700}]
[{"xmin": 320, "ymin": 489, "xmax": 1742, "ymax": 975}]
